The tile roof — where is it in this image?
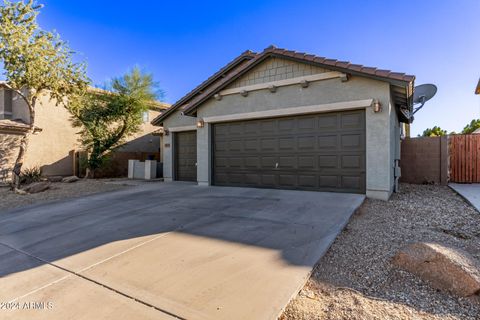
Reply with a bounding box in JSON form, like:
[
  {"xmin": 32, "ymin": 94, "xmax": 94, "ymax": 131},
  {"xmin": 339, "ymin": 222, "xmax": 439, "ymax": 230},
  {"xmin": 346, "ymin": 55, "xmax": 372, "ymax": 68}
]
[{"xmin": 152, "ymin": 46, "xmax": 415, "ymax": 124}]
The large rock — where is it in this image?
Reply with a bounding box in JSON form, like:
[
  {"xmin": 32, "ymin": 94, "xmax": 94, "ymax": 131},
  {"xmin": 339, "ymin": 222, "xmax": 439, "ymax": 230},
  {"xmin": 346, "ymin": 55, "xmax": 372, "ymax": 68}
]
[
  {"xmin": 22, "ymin": 182, "xmax": 50, "ymax": 194},
  {"xmin": 392, "ymin": 242, "xmax": 480, "ymax": 297},
  {"xmin": 47, "ymin": 175, "xmax": 63, "ymax": 182},
  {"xmin": 62, "ymin": 175, "xmax": 79, "ymax": 183}
]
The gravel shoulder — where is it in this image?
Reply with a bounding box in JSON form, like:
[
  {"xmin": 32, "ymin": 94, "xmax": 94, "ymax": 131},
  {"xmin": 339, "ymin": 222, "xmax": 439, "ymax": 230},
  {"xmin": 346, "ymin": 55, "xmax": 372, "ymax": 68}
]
[
  {"xmin": 0, "ymin": 179, "xmax": 129, "ymax": 213},
  {"xmin": 281, "ymin": 184, "xmax": 480, "ymax": 320}
]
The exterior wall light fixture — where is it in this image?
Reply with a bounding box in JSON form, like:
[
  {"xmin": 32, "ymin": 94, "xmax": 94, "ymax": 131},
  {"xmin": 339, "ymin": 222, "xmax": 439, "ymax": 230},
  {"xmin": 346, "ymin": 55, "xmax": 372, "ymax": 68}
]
[
  {"xmin": 373, "ymin": 99, "xmax": 382, "ymax": 113},
  {"xmin": 240, "ymin": 90, "xmax": 248, "ymax": 97},
  {"xmin": 196, "ymin": 118, "xmax": 205, "ymax": 128},
  {"xmin": 163, "ymin": 128, "xmax": 170, "ymax": 136}
]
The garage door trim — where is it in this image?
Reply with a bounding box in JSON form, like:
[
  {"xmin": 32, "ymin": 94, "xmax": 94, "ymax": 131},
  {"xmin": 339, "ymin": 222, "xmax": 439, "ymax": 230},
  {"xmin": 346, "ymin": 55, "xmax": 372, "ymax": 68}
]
[{"xmin": 203, "ymin": 99, "xmax": 373, "ymax": 124}]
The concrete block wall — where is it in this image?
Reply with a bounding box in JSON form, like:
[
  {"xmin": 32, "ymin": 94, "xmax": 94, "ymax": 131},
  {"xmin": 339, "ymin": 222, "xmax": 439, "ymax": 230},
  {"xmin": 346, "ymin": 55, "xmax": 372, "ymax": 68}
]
[{"xmin": 400, "ymin": 136, "xmax": 448, "ymax": 185}]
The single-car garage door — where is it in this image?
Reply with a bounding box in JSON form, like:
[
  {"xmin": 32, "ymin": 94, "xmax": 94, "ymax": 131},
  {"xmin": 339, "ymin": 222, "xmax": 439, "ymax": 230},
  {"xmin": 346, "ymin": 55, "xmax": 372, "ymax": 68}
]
[
  {"xmin": 175, "ymin": 131, "xmax": 197, "ymax": 181},
  {"xmin": 213, "ymin": 110, "xmax": 366, "ymax": 193}
]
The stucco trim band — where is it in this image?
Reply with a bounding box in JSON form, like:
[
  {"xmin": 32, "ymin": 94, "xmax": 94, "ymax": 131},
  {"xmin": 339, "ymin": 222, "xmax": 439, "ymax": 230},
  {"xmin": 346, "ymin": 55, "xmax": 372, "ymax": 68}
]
[
  {"xmin": 202, "ymin": 99, "xmax": 374, "ymax": 123},
  {"xmin": 218, "ymin": 71, "xmax": 345, "ymax": 97},
  {"xmin": 168, "ymin": 125, "xmax": 197, "ymax": 132}
]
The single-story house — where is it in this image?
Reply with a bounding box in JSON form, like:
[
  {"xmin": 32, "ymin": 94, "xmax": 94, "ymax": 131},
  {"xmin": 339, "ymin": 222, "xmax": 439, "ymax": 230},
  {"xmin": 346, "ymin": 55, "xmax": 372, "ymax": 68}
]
[
  {"xmin": 151, "ymin": 46, "xmax": 415, "ymax": 200},
  {"xmin": 0, "ymin": 82, "xmax": 169, "ymax": 177}
]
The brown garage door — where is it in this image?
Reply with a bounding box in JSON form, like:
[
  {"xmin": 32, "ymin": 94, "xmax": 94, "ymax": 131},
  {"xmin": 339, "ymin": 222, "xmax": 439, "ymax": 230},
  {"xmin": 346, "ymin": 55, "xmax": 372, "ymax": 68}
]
[
  {"xmin": 175, "ymin": 131, "xmax": 197, "ymax": 181},
  {"xmin": 213, "ymin": 110, "xmax": 366, "ymax": 193}
]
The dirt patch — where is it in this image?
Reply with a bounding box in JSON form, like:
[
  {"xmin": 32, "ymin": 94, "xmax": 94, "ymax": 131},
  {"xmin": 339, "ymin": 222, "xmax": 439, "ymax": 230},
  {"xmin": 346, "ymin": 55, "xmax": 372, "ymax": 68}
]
[
  {"xmin": 0, "ymin": 179, "xmax": 129, "ymax": 212},
  {"xmin": 281, "ymin": 184, "xmax": 480, "ymax": 320}
]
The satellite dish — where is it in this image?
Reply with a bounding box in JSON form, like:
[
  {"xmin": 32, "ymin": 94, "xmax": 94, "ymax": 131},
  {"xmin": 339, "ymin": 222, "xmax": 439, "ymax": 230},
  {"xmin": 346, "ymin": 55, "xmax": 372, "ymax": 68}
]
[{"xmin": 411, "ymin": 84, "xmax": 437, "ymax": 116}]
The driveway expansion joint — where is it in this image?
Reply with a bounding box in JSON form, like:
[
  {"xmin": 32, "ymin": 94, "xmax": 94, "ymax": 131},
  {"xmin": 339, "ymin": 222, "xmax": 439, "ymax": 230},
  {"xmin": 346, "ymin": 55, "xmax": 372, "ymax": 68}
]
[{"xmin": 0, "ymin": 241, "xmax": 186, "ymax": 320}]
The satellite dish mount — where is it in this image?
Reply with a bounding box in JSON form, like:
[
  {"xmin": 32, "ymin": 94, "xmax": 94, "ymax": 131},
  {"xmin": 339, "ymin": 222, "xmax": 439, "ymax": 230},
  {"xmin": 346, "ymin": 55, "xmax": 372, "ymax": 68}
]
[{"xmin": 411, "ymin": 84, "xmax": 437, "ymax": 118}]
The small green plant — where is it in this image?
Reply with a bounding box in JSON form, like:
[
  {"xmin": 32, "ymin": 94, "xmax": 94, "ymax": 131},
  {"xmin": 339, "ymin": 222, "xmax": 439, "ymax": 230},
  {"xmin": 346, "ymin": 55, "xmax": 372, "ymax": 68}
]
[{"xmin": 20, "ymin": 166, "xmax": 42, "ymax": 185}]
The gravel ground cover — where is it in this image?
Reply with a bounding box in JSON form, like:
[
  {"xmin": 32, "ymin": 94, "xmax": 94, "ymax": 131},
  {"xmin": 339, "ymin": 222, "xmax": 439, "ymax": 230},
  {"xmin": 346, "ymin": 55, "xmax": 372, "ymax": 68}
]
[
  {"xmin": 281, "ymin": 184, "xmax": 480, "ymax": 320},
  {"xmin": 0, "ymin": 179, "xmax": 128, "ymax": 212}
]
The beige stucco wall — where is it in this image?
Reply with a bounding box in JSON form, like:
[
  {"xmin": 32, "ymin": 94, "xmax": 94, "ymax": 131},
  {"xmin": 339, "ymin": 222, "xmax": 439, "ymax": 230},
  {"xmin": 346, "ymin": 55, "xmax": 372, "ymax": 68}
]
[
  {"xmin": 1, "ymin": 90, "xmax": 162, "ymax": 176},
  {"xmin": 161, "ymin": 57, "xmax": 400, "ymax": 200}
]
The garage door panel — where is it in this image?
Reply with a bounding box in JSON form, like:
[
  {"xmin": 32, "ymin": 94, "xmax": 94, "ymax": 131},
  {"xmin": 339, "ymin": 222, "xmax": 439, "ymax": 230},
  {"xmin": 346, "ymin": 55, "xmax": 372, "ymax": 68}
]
[
  {"xmin": 279, "ymin": 174, "xmax": 296, "ymax": 187},
  {"xmin": 279, "ymin": 137, "xmax": 296, "ymax": 150},
  {"xmin": 279, "ymin": 156, "xmax": 296, "ymax": 168},
  {"xmin": 261, "ymin": 120, "xmax": 276, "ymax": 132},
  {"xmin": 318, "ymin": 115, "xmax": 338, "ymax": 130},
  {"xmin": 298, "ymin": 156, "xmax": 315, "ymax": 169},
  {"xmin": 175, "ymin": 131, "xmax": 197, "ymax": 182},
  {"xmin": 319, "ymin": 176, "xmax": 339, "ymax": 188},
  {"xmin": 298, "ymin": 117, "xmax": 315, "ymax": 130},
  {"xmin": 261, "ymin": 174, "xmax": 276, "ymax": 186},
  {"xmin": 298, "ymin": 175, "xmax": 317, "ymax": 187},
  {"xmin": 342, "ymin": 175, "xmax": 362, "ymax": 190},
  {"xmin": 341, "ymin": 134, "xmax": 362, "ymax": 149},
  {"xmin": 341, "ymin": 112, "xmax": 364, "ymax": 129},
  {"xmin": 244, "ymin": 157, "xmax": 260, "ymax": 168},
  {"xmin": 215, "ymin": 141, "xmax": 228, "ymax": 152},
  {"xmin": 260, "ymin": 138, "xmax": 276, "ymax": 151},
  {"xmin": 244, "ymin": 122, "xmax": 259, "ymax": 134},
  {"xmin": 244, "ymin": 139, "xmax": 259, "ymax": 151},
  {"xmin": 319, "ymin": 155, "xmax": 338, "ymax": 168},
  {"xmin": 318, "ymin": 135, "xmax": 338, "ymax": 149},
  {"xmin": 279, "ymin": 118, "xmax": 295, "ymax": 131},
  {"xmin": 342, "ymin": 155, "xmax": 362, "ymax": 169},
  {"xmin": 261, "ymin": 157, "xmax": 277, "ymax": 168},
  {"xmin": 298, "ymin": 136, "xmax": 316, "ymax": 150},
  {"xmin": 244, "ymin": 174, "xmax": 260, "ymax": 185},
  {"xmin": 213, "ymin": 110, "xmax": 365, "ymax": 193}
]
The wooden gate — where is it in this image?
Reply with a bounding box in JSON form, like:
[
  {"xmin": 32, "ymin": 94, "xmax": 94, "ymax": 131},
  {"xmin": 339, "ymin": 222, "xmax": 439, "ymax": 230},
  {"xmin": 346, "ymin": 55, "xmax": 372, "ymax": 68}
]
[{"xmin": 450, "ymin": 134, "xmax": 480, "ymax": 183}]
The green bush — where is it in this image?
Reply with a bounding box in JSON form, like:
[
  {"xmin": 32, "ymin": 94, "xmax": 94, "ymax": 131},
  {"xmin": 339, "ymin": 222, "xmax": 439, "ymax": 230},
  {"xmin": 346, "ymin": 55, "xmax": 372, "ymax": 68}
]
[{"xmin": 20, "ymin": 167, "xmax": 42, "ymax": 185}]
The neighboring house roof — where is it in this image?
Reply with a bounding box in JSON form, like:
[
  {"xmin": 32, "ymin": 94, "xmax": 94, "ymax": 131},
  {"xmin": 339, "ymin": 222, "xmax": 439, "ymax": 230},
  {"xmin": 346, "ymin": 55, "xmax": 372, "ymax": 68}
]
[
  {"xmin": 0, "ymin": 82, "xmax": 170, "ymax": 111},
  {"xmin": 151, "ymin": 45, "xmax": 415, "ymax": 125},
  {"xmin": 0, "ymin": 119, "xmax": 30, "ymax": 133},
  {"xmin": 476, "ymin": 78, "xmax": 480, "ymax": 95},
  {"xmin": 473, "ymin": 128, "xmax": 480, "ymax": 134}
]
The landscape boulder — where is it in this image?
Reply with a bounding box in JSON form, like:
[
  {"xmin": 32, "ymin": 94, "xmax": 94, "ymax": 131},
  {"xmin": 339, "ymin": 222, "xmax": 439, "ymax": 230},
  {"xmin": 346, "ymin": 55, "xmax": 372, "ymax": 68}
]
[
  {"xmin": 61, "ymin": 175, "xmax": 79, "ymax": 183},
  {"xmin": 47, "ymin": 176, "xmax": 63, "ymax": 182},
  {"xmin": 22, "ymin": 182, "xmax": 50, "ymax": 194},
  {"xmin": 392, "ymin": 242, "xmax": 480, "ymax": 297}
]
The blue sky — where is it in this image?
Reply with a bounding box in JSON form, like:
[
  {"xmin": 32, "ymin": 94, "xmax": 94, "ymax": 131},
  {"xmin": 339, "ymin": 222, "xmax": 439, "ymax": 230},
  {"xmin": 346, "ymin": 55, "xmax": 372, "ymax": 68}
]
[{"xmin": 29, "ymin": 1, "xmax": 480, "ymax": 135}]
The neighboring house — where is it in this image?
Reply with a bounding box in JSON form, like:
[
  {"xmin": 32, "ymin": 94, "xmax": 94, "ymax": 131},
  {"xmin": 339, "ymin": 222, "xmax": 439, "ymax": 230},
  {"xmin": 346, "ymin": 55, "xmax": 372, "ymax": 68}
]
[
  {"xmin": 0, "ymin": 82, "xmax": 169, "ymax": 177},
  {"xmin": 151, "ymin": 46, "xmax": 415, "ymax": 200}
]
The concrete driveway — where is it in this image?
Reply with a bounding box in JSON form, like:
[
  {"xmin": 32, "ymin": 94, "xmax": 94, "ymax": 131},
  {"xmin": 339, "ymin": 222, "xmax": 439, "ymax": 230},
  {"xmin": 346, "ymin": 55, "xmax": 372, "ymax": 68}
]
[
  {"xmin": 450, "ymin": 183, "xmax": 480, "ymax": 212},
  {"xmin": 0, "ymin": 182, "xmax": 364, "ymax": 320}
]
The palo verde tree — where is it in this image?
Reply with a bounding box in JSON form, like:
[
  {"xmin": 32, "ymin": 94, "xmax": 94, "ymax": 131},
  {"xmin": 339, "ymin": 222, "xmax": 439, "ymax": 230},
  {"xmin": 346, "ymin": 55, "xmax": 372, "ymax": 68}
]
[
  {"xmin": 68, "ymin": 67, "xmax": 161, "ymax": 178},
  {"xmin": 0, "ymin": 0, "xmax": 88, "ymax": 188}
]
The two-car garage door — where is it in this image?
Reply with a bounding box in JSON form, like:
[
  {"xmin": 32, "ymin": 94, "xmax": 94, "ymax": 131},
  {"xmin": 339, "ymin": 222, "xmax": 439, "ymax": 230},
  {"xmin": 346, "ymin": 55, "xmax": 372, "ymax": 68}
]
[{"xmin": 212, "ymin": 110, "xmax": 366, "ymax": 193}]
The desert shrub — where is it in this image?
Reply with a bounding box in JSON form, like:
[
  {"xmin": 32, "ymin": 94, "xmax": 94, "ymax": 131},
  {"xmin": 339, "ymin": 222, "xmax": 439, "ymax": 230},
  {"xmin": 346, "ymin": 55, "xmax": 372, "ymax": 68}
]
[{"xmin": 20, "ymin": 166, "xmax": 42, "ymax": 185}]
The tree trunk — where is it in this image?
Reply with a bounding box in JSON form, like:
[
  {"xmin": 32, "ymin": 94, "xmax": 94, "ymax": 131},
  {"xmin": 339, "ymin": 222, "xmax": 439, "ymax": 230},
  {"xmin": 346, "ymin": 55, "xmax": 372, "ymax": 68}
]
[
  {"xmin": 11, "ymin": 94, "xmax": 35, "ymax": 190},
  {"xmin": 85, "ymin": 167, "xmax": 95, "ymax": 179},
  {"xmin": 12, "ymin": 131, "xmax": 32, "ymax": 189}
]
